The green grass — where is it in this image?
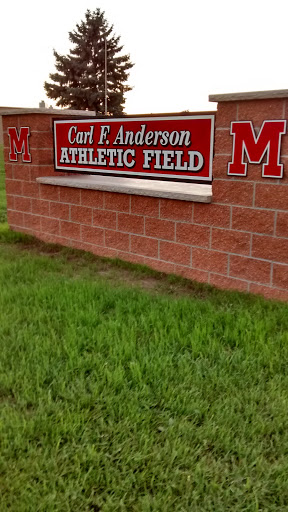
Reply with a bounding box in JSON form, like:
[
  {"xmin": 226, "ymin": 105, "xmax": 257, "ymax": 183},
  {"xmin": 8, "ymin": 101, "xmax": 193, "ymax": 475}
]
[
  {"xmin": 1, "ymin": 149, "xmax": 288, "ymax": 510},
  {"xmin": 0, "ymin": 145, "xmax": 6, "ymax": 222}
]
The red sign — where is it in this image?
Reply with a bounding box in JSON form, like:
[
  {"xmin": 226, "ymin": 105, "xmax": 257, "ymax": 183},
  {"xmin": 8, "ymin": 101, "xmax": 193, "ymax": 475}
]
[
  {"xmin": 228, "ymin": 120, "xmax": 286, "ymax": 178},
  {"xmin": 53, "ymin": 116, "xmax": 214, "ymax": 182}
]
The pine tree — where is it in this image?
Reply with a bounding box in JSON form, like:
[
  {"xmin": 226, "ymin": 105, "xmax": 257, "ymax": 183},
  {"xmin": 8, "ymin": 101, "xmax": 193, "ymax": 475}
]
[{"xmin": 44, "ymin": 9, "xmax": 134, "ymax": 115}]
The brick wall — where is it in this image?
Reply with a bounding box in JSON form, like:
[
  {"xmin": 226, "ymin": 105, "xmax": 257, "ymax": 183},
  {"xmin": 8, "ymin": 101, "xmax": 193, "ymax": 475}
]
[{"xmin": 3, "ymin": 97, "xmax": 288, "ymax": 301}]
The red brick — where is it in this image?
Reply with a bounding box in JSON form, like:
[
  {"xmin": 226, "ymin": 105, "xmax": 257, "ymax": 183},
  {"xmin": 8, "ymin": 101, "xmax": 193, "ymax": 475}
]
[
  {"xmin": 6, "ymin": 195, "xmax": 14, "ymax": 210},
  {"xmin": 276, "ymin": 212, "xmax": 288, "ymax": 237},
  {"xmin": 70, "ymin": 205, "xmax": 92, "ymax": 225},
  {"xmin": 212, "ymin": 228, "xmax": 250, "ymax": 255},
  {"xmin": 210, "ymin": 273, "xmax": 248, "ymax": 292},
  {"xmin": 30, "ymin": 165, "xmax": 55, "ymax": 180},
  {"xmin": 60, "ymin": 221, "xmax": 81, "ymax": 240},
  {"xmin": 214, "ymin": 129, "xmax": 233, "ymax": 155},
  {"xmin": 22, "ymin": 181, "xmax": 39, "ymax": 198},
  {"xmin": 132, "ymin": 235, "xmax": 159, "ymax": 258},
  {"xmin": 249, "ymin": 283, "xmax": 288, "ymax": 302},
  {"xmin": 118, "ymin": 252, "xmax": 147, "ymax": 266},
  {"xmin": 59, "ymin": 187, "xmax": 81, "ymax": 204},
  {"xmin": 193, "ymin": 248, "xmax": 228, "ymax": 273},
  {"xmin": 81, "ymin": 189, "xmax": 104, "ymax": 208},
  {"xmin": 4, "ymin": 163, "xmax": 13, "ymax": 179},
  {"xmin": 72, "ymin": 240, "xmax": 119, "ymax": 258},
  {"xmin": 3, "ymin": 132, "xmax": 10, "ymax": 147},
  {"xmin": 30, "ymin": 148, "xmax": 53, "ymax": 166},
  {"xmin": 283, "ymin": 102, "xmax": 288, "ymax": 123},
  {"xmin": 41, "ymin": 217, "xmax": 60, "ymax": 235},
  {"xmin": 131, "ymin": 195, "xmax": 159, "ymax": 217},
  {"xmin": 238, "ymin": 99, "xmax": 284, "ymax": 125},
  {"xmin": 3, "ymin": 147, "xmax": 10, "ymax": 162},
  {"xmin": 2, "ymin": 115, "xmax": 19, "ymax": 132},
  {"xmin": 194, "ymin": 203, "xmax": 230, "ymax": 228},
  {"xmin": 160, "ymin": 241, "xmax": 190, "ymax": 265},
  {"xmin": 5, "ymin": 179, "xmax": 23, "ymax": 196},
  {"xmin": 7, "ymin": 210, "xmax": 23, "ymax": 226},
  {"xmin": 215, "ymin": 102, "xmax": 237, "ymax": 129},
  {"xmin": 50, "ymin": 201, "xmax": 70, "ymax": 220},
  {"xmin": 280, "ymin": 158, "xmax": 288, "ymax": 182},
  {"xmin": 176, "ymin": 266, "xmax": 210, "ymax": 284},
  {"xmin": 19, "ymin": 114, "xmax": 52, "ymax": 131},
  {"xmin": 13, "ymin": 164, "xmax": 31, "ymax": 181},
  {"xmin": 93, "ymin": 210, "xmax": 117, "ymax": 229},
  {"xmin": 160, "ymin": 198, "xmax": 192, "ymax": 221},
  {"xmin": 212, "ymin": 154, "xmax": 234, "ymax": 179},
  {"xmin": 23, "ymin": 213, "xmax": 41, "ymax": 231},
  {"xmin": 105, "ymin": 230, "xmax": 129, "ymax": 251},
  {"xmin": 252, "ymin": 234, "xmax": 288, "ymax": 264},
  {"xmin": 255, "ymin": 183, "xmax": 288, "ymax": 210},
  {"xmin": 213, "ymin": 179, "xmax": 254, "ymax": 206},
  {"xmin": 176, "ymin": 223, "xmax": 210, "ymax": 247},
  {"xmin": 81, "ymin": 225, "xmax": 104, "ymax": 246},
  {"xmin": 20, "ymin": 227, "xmax": 38, "ymax": 237},
  {"xmin": 146, "ymin": 217, "xmax": 175, "ymax": 241},
  {"xmin": 148, "ymin": 259, "xmax": 175, "ymax": 274},
  {"xmin": 273, "ymin": 264, "xmax": 288, "ymax": 290},
  {"xmin": 230, "ymin": 255, "xmax": 271, "ymax": 284},
  {"xmin": 118, "ymin": 213, "xmax": 144, "ymax": 234},
  {"xmin": 31, "ymin": 199, "xmax": 50, "ymax": 216},
  {"xmin": 280, "ymin": 134, "xmax": 288, "ymax": 156},
  {"xmin": 38, "ymin": 233, "xmax": 68, "ymax": 249},
  {"xmin": 104, "ymin": 192, "xmax": 130, "ymax": 212},
  {"xmin": 232, "ymin": 207, "xmax": 275, "ymax": 235},
  {"xmin": 40, "ymin": 184, "xmax": 60, "ymax": 201},
  {"xmin": 32, "ymin": 131, "xmax": 52, "ymax": 148},
  {"xmin": 14, "ymin": 196, "xmax": 31, "ymax": 213},
  {"xmin": 89, "ymin": 245, "xmax": 118, "ymax": 259}
]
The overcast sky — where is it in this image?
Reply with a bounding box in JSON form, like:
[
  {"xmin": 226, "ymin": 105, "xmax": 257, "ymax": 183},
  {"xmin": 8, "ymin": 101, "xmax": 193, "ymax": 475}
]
[{"xmin": 1, "ymin": 0, "xmax": 287, "ymax": 114}]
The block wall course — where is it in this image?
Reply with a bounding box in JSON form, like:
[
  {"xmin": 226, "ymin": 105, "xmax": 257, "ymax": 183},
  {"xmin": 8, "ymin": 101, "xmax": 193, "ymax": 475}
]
[
  {"xmin": 3, "ymin": 106, "xmax": 288, "ymax": 301},
  {"xmin": 93, "ymin": 210, "xmax": 117, "ymax": 230},
  {"xmin": 145, "ymin": 217, "xmax": 175, "ymax": 241},
  {"xmin": 237, "ymin": 99, "xmax": 285, "ymax": 125},
  {"xmin": 118, "ymin": 213, "xmax": 145, "ymax": 235},
  {"xmin": 159, "ymin": 241, "xmax": 190, "ymax": 266},
  {"xmin": 131, "ymin": 235, "xmax": 159, "ymax": 259}
]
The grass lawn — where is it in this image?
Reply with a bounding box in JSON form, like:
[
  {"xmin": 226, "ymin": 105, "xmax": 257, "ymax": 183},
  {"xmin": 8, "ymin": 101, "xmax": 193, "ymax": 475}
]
[
  {"xmin": 1, "ymin": 151, "xmax": 288, "ymax": 511},
  {"xmin": 0, "ymin": 145, "xmax": 6, "ymax": 223}
]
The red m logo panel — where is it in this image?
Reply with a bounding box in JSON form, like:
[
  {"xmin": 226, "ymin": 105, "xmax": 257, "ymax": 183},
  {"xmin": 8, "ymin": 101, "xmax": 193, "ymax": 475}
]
[
  {"xmin": 8, "ymin": 127, "xmax": 31, "ymax": 163},
  {"xmin": 228, "ymin": 120, "xmax": 286, "ymax": 178}
]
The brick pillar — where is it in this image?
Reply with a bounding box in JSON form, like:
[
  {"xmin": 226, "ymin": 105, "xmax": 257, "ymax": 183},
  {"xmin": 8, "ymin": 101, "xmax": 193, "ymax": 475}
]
[{"xmin": 210, "ymin": 92, "xmax": 288, "ymax": 300}]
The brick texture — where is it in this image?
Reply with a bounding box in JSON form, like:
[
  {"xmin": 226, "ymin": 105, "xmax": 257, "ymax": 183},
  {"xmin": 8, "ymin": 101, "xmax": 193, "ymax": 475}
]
[
  {"xmin": 131, "ymin": 235, "xmax": 159, "ymax": 258},
  {"xmin": 229, "ymin": 255, "xmax": 271, "ymax": 284},
  {"xmin": 160, "ymin": 241, "xmax": 190, "ymax": 265},
  {"xmin": 232, "ymin": 207, "xmax": 275, "ymax": 235},
  {"xmin": 193, "ymin": 248, "xmax": 228, "ymax": 274},
  {"xmin": 4, "ymin": 105, "xmax": 288, "ymax": 302}
]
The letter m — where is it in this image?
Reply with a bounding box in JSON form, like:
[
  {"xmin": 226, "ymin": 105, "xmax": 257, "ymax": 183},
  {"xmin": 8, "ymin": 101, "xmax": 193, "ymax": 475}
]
[
  {"xmin": 228, "ymin": 120, "xmax": 286, "ymax": 178},
  {"xmin": 8, "ymin": 127, "xmax": 31, "ymax": 162}
]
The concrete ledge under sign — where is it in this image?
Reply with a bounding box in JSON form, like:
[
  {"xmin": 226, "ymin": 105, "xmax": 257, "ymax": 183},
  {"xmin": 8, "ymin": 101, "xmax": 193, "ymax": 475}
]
[{"xmin": 36, "ymin": 175, "xmax": 212, "ymax": 203}]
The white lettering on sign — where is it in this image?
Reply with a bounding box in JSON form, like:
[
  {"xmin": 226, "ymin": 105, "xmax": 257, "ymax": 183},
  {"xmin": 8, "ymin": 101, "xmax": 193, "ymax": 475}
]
[
  {"xmin": 112, "ymin": 124, "xmax": 191, "ymax": 147},
  {"xmin": 60, "ymin": 147, "xmax": 136, "ymax": 168},
  {"xmin": 68, "ymin": 125, "xmax": 94, "ymax": 145},
  {"xmin": 143, "ymin": 150, "xmax": 204, "ymax": 171},
  {"xmin": 228, "ymin": 120, "xmax": 286, "ymax": 178},
  {"xmin": 8, "ymin": 127, "xmax": 31, "ymax": 163}
]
